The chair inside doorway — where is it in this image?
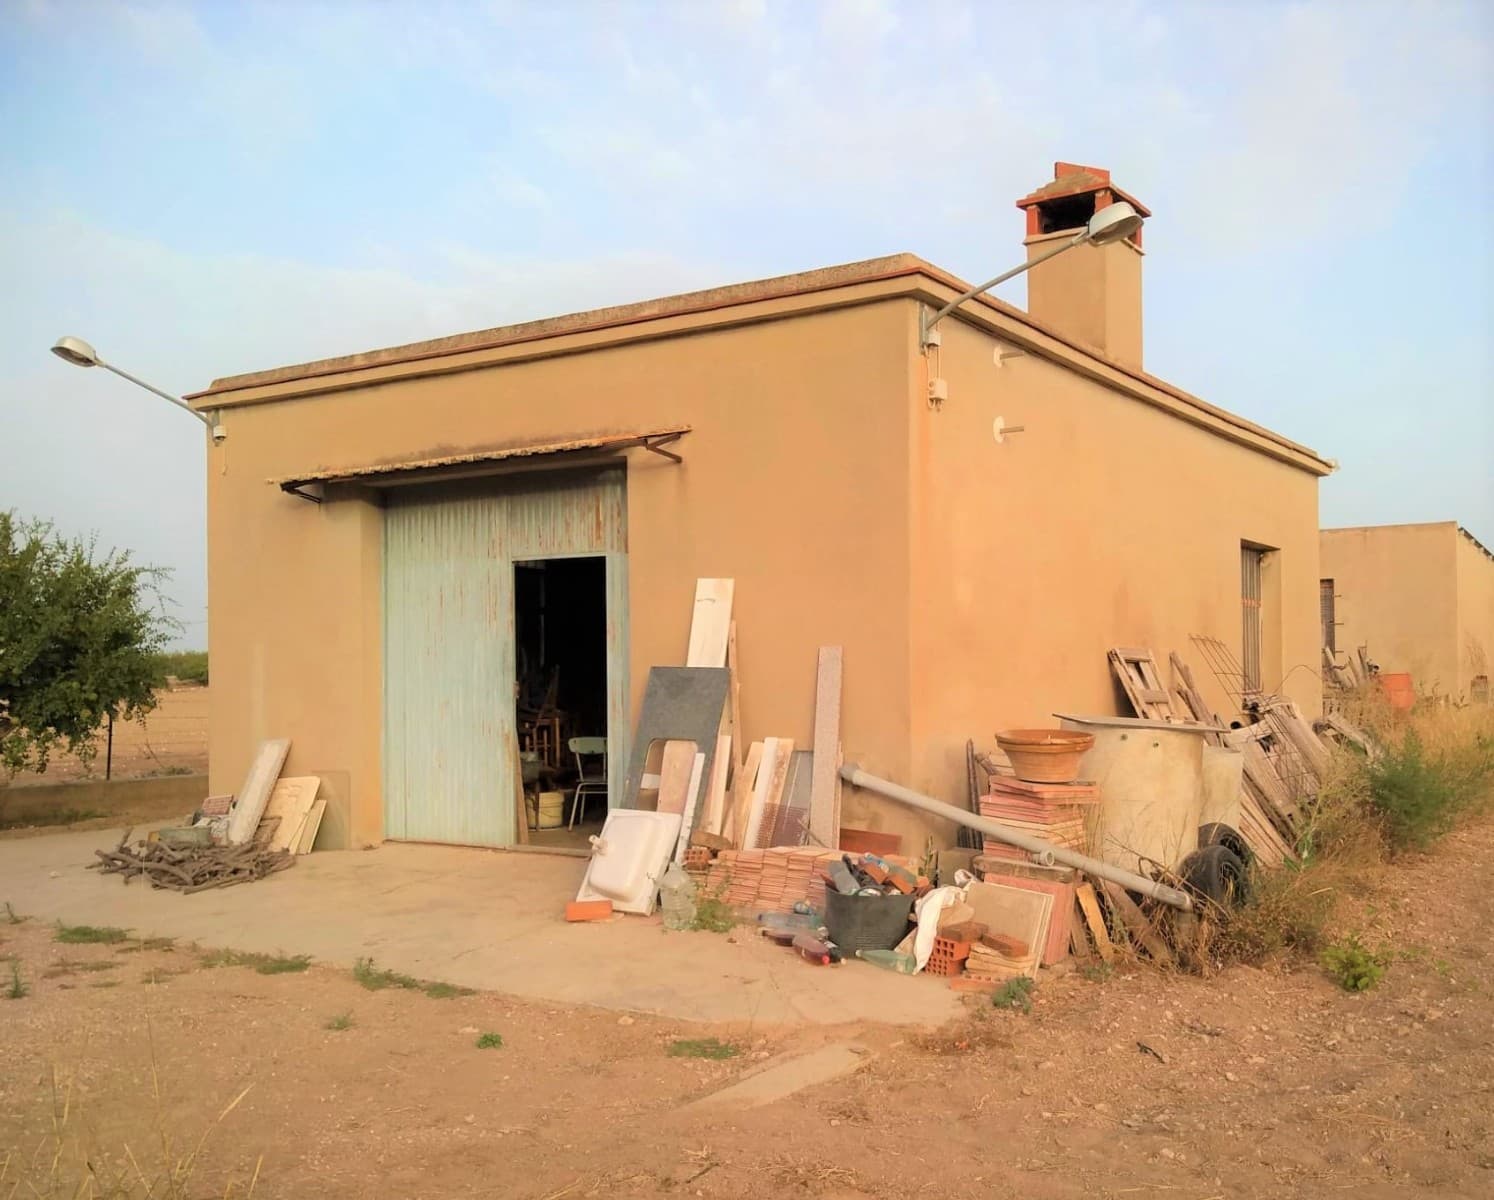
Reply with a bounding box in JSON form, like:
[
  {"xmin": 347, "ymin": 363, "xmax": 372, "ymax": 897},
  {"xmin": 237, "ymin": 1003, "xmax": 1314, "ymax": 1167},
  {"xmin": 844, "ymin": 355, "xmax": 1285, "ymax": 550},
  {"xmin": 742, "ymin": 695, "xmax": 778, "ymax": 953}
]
[{"xmin": 515, "ymin": 556, "xmax": 609, "ymax": 848}]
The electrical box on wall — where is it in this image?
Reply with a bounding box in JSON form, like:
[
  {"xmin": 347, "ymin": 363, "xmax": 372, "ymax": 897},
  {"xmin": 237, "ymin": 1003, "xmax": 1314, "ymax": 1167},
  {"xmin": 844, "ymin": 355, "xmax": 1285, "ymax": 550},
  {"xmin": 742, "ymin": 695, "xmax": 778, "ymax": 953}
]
[{"xmin": 927, "ymin": 377, "xmax": 949, "ymax": 406}]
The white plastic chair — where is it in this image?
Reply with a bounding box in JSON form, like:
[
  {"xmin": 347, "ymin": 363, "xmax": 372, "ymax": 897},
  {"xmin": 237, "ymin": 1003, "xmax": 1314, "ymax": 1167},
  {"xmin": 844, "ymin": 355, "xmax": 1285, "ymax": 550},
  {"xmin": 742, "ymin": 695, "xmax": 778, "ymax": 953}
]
[{"xmin": 568, "ymin": 736, "xmax": 608, "ymax": 830}]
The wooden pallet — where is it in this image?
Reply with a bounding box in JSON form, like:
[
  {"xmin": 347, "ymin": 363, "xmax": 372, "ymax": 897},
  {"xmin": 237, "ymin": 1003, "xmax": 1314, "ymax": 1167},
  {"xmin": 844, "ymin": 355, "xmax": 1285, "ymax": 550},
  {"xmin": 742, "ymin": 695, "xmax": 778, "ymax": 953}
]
[{"xmin": 1109, "ymin": 647, "xmax": 1179, "ymax": 721}]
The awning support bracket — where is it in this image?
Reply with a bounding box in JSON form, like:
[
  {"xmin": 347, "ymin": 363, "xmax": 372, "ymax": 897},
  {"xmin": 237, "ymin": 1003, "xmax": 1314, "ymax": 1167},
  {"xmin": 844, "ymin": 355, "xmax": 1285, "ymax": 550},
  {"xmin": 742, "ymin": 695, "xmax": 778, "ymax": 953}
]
[
  {"xmin": 281, "ymin": 482, "xmax": 323, "ymax": 504},
  {"xmin": 642, "ymin": 432, "xmax": 685, "ymax": 464}
]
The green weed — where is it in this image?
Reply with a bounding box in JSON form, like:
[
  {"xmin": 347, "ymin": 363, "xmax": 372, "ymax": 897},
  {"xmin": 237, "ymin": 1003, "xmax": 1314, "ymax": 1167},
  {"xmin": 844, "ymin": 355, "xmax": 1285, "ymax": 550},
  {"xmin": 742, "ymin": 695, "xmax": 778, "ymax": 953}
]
[
  {"xmin": 991, "ymin": 976, "xmax": 1036, "ymax": 1013},
  {"xmin": 7, "ymin": 960, "xmax": 27, "ymax": 999},
  {"xmin": 42, "ymin": 960, "xmax": 118, "ymax": 979},
  {"xmin": 4, "ymin": 902, "xmax": 22, "ymax": 924},
  {"xmin": 115, "ymin": 936, "xmax": 176, "ymax": 954},
  {"xmin": 201, "ymin": 949, "xmax": 311, "ymax": 975},
  {"xmin": 690, "ymin": 891, "xmax": 736, "ymax": 933},
  {"xmin": 475, "ymin": 1032, "xmax": 504, "ymax": 1050},
  {"xmin": 1368, "ymin": 729, "xmax": 1494, "ymax": 852},
  {"xmin": 1321, "ymin": 934, "xmax": 1389, "ymax": 992},
  {"xmin": 667, "ymin": 1037, "xmax": 738, "ymax": 1060},
  {"xmin": 325, "ymin": 1012, "xmax": 354, "ymax": 1032},
  {"xmin": 55, "ymin": 924, "xmax": 128, "ymax": 945},
  {"xmin": 352, "ymin": 957, "xmax": 472, "ymax": 998},
  {"xmin": 1079, "ymin": 960, "xmax": 1114, "ymax": 984}
]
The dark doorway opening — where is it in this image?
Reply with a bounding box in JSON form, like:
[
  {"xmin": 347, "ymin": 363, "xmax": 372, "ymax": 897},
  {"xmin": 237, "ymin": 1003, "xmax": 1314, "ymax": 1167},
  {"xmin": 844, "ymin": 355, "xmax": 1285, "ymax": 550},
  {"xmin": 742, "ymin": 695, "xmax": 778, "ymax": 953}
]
[{"xmin": 515, "ymin": 556, "xmax": 608, "ymax": 847}]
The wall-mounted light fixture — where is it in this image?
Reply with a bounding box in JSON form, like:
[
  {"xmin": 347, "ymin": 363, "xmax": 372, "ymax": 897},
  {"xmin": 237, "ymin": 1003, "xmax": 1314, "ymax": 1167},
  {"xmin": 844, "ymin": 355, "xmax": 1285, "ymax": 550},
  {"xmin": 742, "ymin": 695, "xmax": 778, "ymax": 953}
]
[{"xmin": 51, "ymin": 336, "xmax": 224, "ymax": 442}]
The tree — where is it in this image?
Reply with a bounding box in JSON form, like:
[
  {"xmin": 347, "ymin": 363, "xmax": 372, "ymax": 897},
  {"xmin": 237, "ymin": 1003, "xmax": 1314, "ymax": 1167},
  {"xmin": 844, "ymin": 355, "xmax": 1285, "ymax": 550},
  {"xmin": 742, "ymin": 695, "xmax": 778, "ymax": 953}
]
[{"xmin": 0, "ymin": 511, "xmax": 174, "ymax": 777}]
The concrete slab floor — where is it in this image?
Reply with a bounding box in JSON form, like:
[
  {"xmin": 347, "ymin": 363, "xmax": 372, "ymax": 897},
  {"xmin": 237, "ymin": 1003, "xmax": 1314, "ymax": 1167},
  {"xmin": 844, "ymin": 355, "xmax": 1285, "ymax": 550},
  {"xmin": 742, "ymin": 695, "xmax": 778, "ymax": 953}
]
[{"xmin": 0, "ymin": 826, "xmax": 962, "ymax": 1028}]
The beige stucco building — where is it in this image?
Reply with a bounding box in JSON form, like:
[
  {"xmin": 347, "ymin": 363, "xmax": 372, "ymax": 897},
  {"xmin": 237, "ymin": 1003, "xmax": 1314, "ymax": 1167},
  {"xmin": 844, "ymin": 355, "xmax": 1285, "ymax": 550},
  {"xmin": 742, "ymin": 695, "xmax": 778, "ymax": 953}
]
[
  {"xmin": 1320, "ymin": 522, "xmax": 1494, "ymax": 702},
  {"xmin": 187, "ymin": 163, "xmax": 1333, "ymax": 852}
]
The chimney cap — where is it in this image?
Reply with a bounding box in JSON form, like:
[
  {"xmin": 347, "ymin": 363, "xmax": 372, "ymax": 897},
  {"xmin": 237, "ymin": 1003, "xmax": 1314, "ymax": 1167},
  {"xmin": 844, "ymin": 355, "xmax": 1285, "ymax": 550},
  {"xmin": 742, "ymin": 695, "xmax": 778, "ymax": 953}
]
[{"xmin": 1016, "ymin": 162, "xmax": 1151, "ymax": 218}]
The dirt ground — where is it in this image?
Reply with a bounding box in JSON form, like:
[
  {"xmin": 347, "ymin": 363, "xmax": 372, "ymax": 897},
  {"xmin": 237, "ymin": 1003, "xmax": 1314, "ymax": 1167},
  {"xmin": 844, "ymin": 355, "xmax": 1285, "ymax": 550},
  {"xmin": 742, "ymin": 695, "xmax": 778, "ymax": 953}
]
[
  {"xmin": 5, "ymin": 686, "xmax": 209, "ymax": 785},
  {"xmin": 3, "ymin": 816, "xmax": 1491, "ymax": 1200}
]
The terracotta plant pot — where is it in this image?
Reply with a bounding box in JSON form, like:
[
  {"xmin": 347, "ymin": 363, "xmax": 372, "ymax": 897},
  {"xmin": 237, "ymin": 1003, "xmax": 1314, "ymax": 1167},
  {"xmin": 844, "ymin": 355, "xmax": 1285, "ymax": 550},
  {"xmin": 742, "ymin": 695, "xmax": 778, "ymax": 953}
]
[{"xmin": 994, "ymin": 728, "xmax": 1095, "ymax": 784}]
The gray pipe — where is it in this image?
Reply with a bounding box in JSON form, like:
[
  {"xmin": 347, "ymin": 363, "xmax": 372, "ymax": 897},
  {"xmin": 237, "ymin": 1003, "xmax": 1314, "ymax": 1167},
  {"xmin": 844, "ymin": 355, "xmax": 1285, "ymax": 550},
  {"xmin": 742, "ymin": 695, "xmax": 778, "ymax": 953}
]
[{"xmin": 838, "ymin": 763, "xmax": 1194, "ymax": 912}]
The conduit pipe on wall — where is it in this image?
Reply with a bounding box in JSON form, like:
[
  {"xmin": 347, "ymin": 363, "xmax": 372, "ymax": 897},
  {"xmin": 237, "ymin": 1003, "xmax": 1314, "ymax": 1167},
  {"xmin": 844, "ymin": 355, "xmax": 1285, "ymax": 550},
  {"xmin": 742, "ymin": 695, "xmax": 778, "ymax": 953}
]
[{"xmin": 838, "ymin": 762, "xmax": 1194, "ymax": 912}]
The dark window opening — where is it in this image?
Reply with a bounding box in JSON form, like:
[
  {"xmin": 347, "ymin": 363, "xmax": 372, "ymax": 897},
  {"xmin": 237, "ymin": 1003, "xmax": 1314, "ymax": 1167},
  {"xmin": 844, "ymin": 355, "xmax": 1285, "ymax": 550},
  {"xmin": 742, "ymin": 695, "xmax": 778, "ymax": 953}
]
[{"xmin": 1037, "ymin": 192, "xmax": 1098, "ymax": 234}]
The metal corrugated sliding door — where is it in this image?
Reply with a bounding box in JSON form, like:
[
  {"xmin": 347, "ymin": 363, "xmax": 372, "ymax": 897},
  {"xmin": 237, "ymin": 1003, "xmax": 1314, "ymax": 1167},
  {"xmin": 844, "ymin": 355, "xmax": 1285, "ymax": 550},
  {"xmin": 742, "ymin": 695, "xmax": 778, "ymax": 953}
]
[{"xmin": 383, "ymin": 469, "xmax": 626, "ymax": 847}]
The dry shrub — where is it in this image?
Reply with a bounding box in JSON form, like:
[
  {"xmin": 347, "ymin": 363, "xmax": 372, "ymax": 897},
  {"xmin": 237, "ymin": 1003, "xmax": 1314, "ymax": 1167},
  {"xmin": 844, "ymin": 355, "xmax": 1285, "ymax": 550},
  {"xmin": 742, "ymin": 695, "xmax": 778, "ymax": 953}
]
[{"xmin": 1216, "ymin": 703, "xmax": 1493, "ymax": 965}]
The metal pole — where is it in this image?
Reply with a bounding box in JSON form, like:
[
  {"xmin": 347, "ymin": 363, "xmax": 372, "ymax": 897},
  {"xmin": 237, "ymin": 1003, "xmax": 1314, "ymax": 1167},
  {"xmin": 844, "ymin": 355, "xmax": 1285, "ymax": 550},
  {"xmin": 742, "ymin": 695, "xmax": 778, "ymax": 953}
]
[
  {"xmin": 105, "ymin": 712, "xmax": 114, "ymax": 781},
  {"xmin": 839, "ymin": 762, "xmax": 1194, "ymax": 911},
  {"xmin": 98, "ymin": 360, "xmax": 218, "ymax": 431},
  {"xmin": 920, "ymin": 229, "xmax": 1089, "ymax": 347}
]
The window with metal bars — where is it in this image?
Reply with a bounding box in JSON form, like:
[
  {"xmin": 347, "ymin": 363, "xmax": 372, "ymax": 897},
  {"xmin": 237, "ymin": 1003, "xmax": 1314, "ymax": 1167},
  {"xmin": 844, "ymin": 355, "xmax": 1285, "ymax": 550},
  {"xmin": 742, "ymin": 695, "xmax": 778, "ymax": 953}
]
[
  {"xmin": 1320, "ymin": 578, "xmax": 1337, "ymax": 655},
  {"xmin": 1241, "ymin": 545, "xmax": 1265, "ymax": 693}
]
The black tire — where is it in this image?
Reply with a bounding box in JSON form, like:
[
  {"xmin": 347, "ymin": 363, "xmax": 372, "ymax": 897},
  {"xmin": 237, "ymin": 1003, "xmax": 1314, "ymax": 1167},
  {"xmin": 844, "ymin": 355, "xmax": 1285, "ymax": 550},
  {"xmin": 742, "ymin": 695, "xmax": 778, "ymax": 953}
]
[
  {"xmin": 1180, "ymin": 843, "xmax": 1249, "ymax": 908},
  {"xmin": 1198, "ymin": 822, "xmax": 1252, "ymax": 865}
]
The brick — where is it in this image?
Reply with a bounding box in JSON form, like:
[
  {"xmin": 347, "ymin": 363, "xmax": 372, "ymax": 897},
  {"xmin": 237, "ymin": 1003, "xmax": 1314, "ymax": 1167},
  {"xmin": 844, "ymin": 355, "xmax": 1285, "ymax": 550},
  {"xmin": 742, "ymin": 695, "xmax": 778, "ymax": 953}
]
[
  {"xmin": 980, "ymin": 932, "xmax": 1030, "ymax": 958},
  {"xmin": 565, "ymin": 900, "xmax": 614, "ymax": 922},
  {"xmin": 949, "ymin": 977, "xmax": 1002, "ymax": 994},
  {"xmin": 940, "ymin": 920, "xmax": 988, "ymax": 944}
]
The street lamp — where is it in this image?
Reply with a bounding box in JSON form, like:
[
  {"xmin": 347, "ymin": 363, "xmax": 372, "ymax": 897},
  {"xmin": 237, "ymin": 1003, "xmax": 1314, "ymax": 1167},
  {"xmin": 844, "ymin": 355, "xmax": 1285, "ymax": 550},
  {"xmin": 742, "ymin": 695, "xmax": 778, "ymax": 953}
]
[
  {"xmin": 919, "ymin": 200, "xmax": 1145, "ymax": 349},
  {"xmin": 50, "ymin": 336, "xmax": 224, "ymax": 442}
]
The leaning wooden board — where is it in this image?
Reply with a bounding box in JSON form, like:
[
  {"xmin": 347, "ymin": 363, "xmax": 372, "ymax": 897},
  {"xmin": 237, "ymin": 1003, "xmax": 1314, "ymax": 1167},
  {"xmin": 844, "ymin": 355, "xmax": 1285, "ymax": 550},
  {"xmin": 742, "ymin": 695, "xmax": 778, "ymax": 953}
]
[
  {"xmin": 256, "ymin": 776, "xmax": 321, "ymax": 853},
  {"xmin": 808, "ymin": 646, "xmax": 843, "ymax": 848},
  {"xmin": 227, "ymin": 739, "xmax": 291, "ymax": 845},
  {"xmin": 660, "ymin": 579, "xmax": 735, "ymax": 814}
]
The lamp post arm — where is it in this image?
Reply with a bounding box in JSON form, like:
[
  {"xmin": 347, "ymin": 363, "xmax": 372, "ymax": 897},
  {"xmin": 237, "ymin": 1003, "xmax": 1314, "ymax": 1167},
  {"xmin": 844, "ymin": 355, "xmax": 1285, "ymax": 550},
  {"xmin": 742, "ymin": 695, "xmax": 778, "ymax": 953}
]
[
  {"xmin": 920, "ymin": 227, "xmax": 1089, "ymax": 347},
  {"xmin": 98, "ymin": 360, "xmax": 216, "ymax": 430}
]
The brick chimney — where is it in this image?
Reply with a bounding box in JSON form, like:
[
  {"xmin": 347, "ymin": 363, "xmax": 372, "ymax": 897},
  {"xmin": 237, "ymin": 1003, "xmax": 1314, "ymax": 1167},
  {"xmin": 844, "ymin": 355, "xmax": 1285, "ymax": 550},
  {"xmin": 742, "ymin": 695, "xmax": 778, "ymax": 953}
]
[{"xmin": 1015, "ymin": 162, "xmax": 1149, "ymax": 369}]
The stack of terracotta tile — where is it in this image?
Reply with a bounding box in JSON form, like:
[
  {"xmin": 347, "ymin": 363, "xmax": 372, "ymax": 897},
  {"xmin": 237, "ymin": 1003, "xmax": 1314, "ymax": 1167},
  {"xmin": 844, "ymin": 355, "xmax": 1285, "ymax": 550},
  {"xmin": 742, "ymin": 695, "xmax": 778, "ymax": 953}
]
[
  {"xmin": 978, "ymin": 776, "xmax": 1099, "ymax": 862},
  {"xmin": 701, "ymin": 848, "xmax": 916, "ymax": 914}
]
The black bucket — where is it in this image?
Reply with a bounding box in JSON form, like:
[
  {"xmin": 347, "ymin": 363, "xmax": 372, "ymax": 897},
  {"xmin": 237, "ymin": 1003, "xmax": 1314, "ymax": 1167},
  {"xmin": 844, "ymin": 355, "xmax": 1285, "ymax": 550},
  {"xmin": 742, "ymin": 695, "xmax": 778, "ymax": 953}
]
[{"xmin": 823, "ymin": 889, "xmax": 915, "ymax": 955}]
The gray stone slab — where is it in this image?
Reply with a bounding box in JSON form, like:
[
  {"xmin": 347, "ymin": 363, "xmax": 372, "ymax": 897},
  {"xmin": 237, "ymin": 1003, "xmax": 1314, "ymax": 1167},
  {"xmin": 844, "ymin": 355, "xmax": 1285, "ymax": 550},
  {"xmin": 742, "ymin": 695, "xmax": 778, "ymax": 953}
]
[{"xmin": 621, "ymin": 667, "xmax": 730, "ymax": 815}]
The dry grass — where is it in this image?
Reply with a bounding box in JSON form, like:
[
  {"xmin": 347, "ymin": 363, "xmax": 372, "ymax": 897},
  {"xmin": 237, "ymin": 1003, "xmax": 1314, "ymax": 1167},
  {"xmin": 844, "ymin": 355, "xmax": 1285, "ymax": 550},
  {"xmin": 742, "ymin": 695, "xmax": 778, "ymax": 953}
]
[
  {"xmin": 1215, "ymin": 703, "xmax": 1494, "ymax": 966},
  {"xmin": 0, "ymin": 1058, "xmax": 260, "ymax": 1198}
]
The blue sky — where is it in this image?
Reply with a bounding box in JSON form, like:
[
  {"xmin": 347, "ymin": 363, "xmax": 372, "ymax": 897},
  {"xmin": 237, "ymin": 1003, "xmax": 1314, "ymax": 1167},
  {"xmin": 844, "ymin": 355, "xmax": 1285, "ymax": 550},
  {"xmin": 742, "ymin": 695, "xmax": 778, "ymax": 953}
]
[{"xmin": 2, "ymin": 0, "xmax": 1491, "ymax": 646}]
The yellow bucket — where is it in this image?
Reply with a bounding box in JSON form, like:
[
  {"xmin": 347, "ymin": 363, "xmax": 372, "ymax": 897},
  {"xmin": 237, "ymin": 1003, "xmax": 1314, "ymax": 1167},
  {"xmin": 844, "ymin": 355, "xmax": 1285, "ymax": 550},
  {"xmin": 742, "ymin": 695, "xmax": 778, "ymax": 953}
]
[{"xmin": 537, "ymin": 791, "xmax": 565, "ymax": 829}]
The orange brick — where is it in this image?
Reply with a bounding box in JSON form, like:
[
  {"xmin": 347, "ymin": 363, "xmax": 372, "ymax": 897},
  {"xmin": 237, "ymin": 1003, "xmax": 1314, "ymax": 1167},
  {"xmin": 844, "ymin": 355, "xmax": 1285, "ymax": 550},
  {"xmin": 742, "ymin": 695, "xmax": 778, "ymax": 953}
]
[{"xmin": 565, "ymin": 900, "xmax": 614, "ymax": 922}]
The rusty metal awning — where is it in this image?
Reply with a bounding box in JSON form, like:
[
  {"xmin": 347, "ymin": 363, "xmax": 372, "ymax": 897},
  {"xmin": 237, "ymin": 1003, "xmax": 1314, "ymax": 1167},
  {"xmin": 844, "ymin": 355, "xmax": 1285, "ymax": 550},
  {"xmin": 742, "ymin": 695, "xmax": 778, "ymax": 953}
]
[{"xmin": 271, "ymin": 427, "xmax": 689, "ymax": 502}]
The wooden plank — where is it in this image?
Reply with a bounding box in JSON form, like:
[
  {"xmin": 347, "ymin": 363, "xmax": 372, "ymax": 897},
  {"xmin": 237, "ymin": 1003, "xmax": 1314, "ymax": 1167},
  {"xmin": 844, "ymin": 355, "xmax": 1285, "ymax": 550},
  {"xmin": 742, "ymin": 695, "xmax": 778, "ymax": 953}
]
[
  {"xmin": 656, "ymin": 741, "xmax": 699, "ymax": 815},
  {"xmin": 296, "ymin": 799, "xmax": 327, "ymax": 854},
  {"xmin": 685, "ymin": 579, "xmax": 734, "ymax": 668},
  {"xmin": 1238, "ymin": 791, "xmax": 1295, "ymax": 867},
  {"xmin": 1099, "ymin": 880, "xmax": 1173, "ymax": 965},
  {"xmin": 673, "ymin": 752, "xmax": 707, "ymax": 863},
  {"xmin": 1169, "ymin": 652, "xmax": 1221, "ymax": 740},
  {"xmin": 227, "ymin": 738, "xmax": 291, "ymax": 845},
  {"xmin": 1269, "ymin": 699, "xmax": 1331, "ymax": 778},
  {"xmin": 513, "ymin": 751, "xmax": 530, "ymax": 845},
  {"xmin": 808, "ymin": 646, "xmax": 843, "ymax": 848},
  {"xmin": 1074, "ymin": 883, "xmax": 1114, "ymax": 962},
  {"xmin": 727, "ymin": 741, "xmax": 764, "ymax": 848},
  {"xmin": 701, "ymin": 734, "xmax": 732, "ymax": 836},
  {"xmin": 660, "ymin": 580, "xmax": 736, "ymax": 821},
  {"xmin": 256, "ymin": 776, "xmax": 321, "ymax": 853},
  {"xmin": 750, "ymin": 737, "xmax": 795, "ymax": 849},
  {"xmin": 726, "ymin": 621, "xmax": 743, "ymax": 772}
]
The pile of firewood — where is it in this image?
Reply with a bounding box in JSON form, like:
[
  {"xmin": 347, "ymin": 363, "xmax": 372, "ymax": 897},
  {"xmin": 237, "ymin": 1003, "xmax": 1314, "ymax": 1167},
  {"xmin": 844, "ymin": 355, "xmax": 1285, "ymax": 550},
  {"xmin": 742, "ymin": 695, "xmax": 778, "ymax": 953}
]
[{"xmin": 88, "ymin": 829, "xmax": 295, "ymax": 893}]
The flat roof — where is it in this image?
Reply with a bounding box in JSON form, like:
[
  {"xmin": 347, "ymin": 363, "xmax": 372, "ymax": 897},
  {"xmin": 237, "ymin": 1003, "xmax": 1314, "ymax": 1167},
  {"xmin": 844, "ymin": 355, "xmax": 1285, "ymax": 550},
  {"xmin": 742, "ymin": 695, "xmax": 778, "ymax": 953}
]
[{"xmin": 191, "ymin": 252, "xmax": 1332, "ymax": 475}]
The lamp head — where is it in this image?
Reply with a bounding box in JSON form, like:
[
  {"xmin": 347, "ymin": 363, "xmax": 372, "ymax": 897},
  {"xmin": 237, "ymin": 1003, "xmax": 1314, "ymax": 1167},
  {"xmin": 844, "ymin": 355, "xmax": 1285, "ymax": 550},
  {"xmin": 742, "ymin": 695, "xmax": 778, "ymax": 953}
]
[
  {"xmin": 51, "ymin": 336, "xmax": 101, "ymax": 367},
  {"xmin": 1085, "ymin": 201, "xmax": 1143, "ymax": 246}
]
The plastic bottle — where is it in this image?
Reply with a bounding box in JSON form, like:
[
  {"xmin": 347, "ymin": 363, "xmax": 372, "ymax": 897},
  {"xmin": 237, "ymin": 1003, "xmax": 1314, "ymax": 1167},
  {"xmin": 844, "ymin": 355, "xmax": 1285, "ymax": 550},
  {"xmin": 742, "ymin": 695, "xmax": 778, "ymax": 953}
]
[
  {"xmin": 856, "ymin": 948, "xmax": 917, "ymax": 974},
  {"xmin": 658, "ymin": 862, "xmax": 697, "ymax": 931},
  {"xmin": 792, "ymin": 931, "xmax": 837, "ymax": 964}
]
